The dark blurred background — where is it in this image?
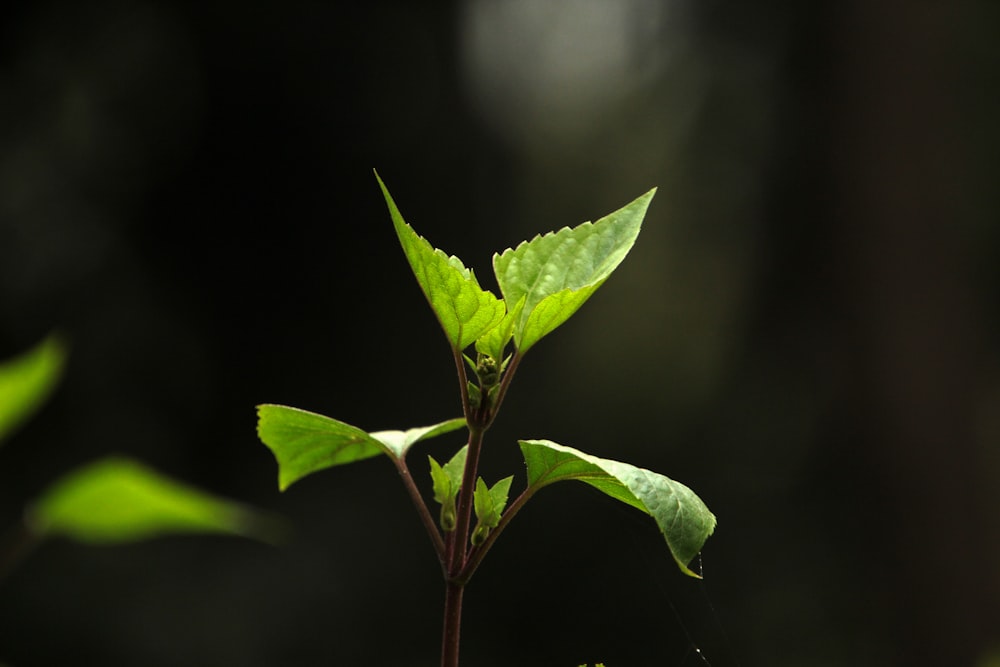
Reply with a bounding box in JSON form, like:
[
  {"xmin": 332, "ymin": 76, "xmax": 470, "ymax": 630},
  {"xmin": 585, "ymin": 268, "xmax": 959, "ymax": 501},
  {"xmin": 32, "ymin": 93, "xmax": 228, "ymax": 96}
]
[{"xmin": 1, "ymin": 1, "xmax": 999, "ymax": 665}]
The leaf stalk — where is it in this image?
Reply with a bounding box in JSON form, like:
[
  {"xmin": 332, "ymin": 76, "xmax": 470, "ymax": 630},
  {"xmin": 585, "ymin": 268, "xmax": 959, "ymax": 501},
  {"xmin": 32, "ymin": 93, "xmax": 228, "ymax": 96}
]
[{"xmin": 393, "ymin": 456, "xmax": 446, "ymax": 568}]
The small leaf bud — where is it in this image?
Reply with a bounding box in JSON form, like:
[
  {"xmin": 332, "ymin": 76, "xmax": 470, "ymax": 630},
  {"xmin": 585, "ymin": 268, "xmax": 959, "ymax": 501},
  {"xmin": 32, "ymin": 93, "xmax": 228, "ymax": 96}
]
[
  {"xmin": 471, "ymin": 523, "xmax": 490, "ymax": 546},
  {"xmin": 467, "ymin": 382, "xmax": 482, "ymax": 408},
  {"xmin": 440, "ymin": 498, "xmax": 457, "ymax": 532},
  {"xmin": 476, "ymin": 355, "xmax": 500, "ymax": 387}
]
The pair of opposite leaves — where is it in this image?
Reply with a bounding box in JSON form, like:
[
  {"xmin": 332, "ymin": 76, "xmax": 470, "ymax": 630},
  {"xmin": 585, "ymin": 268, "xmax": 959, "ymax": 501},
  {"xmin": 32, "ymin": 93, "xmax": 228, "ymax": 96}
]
[{"xmin": 378, "ymin": 173, "xmax": 653, "ymax": 356}]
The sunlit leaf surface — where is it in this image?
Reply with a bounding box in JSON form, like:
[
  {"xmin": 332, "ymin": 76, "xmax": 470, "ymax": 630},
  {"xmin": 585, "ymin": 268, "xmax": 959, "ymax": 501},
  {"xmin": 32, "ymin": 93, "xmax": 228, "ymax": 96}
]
[
  {"xmin": 257, "ymin": 404, "xmax": 464, "ymax": 490},
  {"xmin": 520, "ymin": 439, "xmax": 714, "ymax": 577},
  {"xmin": 493, "ymin": 189, "xmax": 654, "ymax": 352},
  {"xmin": 377, "ymin": 172, "xmax": 506, "ymax": 351}
]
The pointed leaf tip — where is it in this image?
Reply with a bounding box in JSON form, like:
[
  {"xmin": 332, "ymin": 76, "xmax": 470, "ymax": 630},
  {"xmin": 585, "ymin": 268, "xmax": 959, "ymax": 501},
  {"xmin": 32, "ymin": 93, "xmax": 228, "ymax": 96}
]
[
  {"xmin": 493, "ymin": 189, "xmax": 655, "ymax": 352},
  {"xmin": 376, "ymin": 174, "xmax": 506, "ymax": 351}
]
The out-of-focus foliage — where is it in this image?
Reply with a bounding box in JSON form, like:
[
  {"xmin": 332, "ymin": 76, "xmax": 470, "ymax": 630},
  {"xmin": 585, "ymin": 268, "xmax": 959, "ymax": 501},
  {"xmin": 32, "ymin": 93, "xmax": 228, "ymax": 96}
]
[
  {"xmin": 0, "ymin": 335, "xmax": 65, "ymax": 445},
  {"xmin": 29, "ymin": 457, "xmax": 281, "ymax": 544},
  {"xmin": 1, "ymin": 335, "xmax": 278, "ymax": 564}
]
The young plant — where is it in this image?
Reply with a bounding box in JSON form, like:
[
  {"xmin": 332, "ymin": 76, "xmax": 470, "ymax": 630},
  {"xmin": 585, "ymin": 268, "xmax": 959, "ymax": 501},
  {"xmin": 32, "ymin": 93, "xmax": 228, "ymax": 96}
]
[{"xmin": 256, "ymin": 173, "xmax": 717, "ymax": 666}]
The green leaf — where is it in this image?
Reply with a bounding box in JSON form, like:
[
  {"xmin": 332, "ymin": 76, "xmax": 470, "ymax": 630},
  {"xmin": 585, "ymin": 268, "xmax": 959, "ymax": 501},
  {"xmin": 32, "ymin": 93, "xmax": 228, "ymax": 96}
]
[
  {"xmin": 473, "ymin": 475, "xmax": 513, "ymax": 530},
  {"xmin": 429, "ymin": 458, "xmax": 451, "ymax": 505},
  {"xmin": 493, "ymin": 189, "xmax": 655, "ymax": 352},
  {"xmin": 429, "ymin": 446, "xmax": 468, "ymax": 505},
  {"xmin": 519, "ymin": 439, "xmax": 715, "ymax": 577},
  {"xmin": 376, "ymin": 172, "xmax": 506, "ymax": 351},
  {"xmin": 442, "ymin": 446, "xmax": 469, "ymax": 491},
  {"xmin": 518, "ymin": 284, "xmax": 599, "ymax": 352},
  {"xmin": 471, "ymin": 475, "xmax": 513, "ymax": 546},
  {"xmin": 257, "ymin": 404, "xmax": 463, "ymax": 490},
  {"xmin": 29, "ymin": 457, "xmax": 277, "ymax": 544},
  {"xmin": 474, "ymin": 295, "xmax": 525, "ymax": 362},
  {"xmin": 257, "ymin": 404, "xmax": 386, "ymax": 490},
  {"xmin": 370, "ymin": 418, "xmax": 466, "ymax": 459},
  {"xmin": 429, "ymin": 446, "xmax": 468, "ymax": 532},
  {"xmin": 428, "ymin": 457, "xmax": 455, "ymax": 531},
  {"xmin": 0, "ymin": 334, "xmax": 67, "ymax": 446}
]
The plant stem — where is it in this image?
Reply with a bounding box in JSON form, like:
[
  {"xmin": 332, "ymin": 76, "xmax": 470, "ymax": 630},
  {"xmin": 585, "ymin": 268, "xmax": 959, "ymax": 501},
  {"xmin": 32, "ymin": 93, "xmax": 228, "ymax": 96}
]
[
  {"xmin": 485, "ymin": 351, "xmax": 521, "ymax": 428},
  {"xmin": 394, "ymin": 456, "xmax": 446, "ymax": 568},
  {"xmin": 451, "ymin": 424, "xmax": 485, "ymax": 572},
  {"xmin": 453, "ymin": 347, "xmax": 472, "ymax": 424},
  {"xmin": 438, "ymin": 346, "xmax": 523, "ymax": 666},
  {"xmin": 441, "ymin": 578, "xmax": 465, "ymax": 667}
]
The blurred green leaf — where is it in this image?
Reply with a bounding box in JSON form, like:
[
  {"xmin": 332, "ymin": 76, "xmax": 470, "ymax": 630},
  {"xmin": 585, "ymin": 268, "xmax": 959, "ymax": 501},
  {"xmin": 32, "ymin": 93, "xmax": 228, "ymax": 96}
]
[
  {"xmin": 376, "ymin": 172, "xmax": 506, "ymax": 351},
  {"xmin": 29, "ymin": 457, "xmax": 276, "ymax": 544},
  {"xmin": 0, "ymin": 334, "xmax": 66, "ymax": 446},
  {"xmin": 257, "ymin": 404, "xmax": 463, "ymax": 490},
  {"xmin": 493, "ymin": 189, "xmax": 654, "ymax": 352},
  {"xmin": 519, "ymin": 439, "xmax": 715, "ymax": 577}
]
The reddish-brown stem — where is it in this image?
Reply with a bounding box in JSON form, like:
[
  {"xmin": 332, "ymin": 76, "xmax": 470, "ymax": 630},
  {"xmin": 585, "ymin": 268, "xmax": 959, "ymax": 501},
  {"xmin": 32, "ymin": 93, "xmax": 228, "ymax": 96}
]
[
  {"xmin": 440, "ymin": 423, "xmax": 485, "ymax": 667},
  {"xmin": 453, "ymin": 347, "xmax": 472, "ymax": 424},
  {"xmin": 484, "ymin": 351, "xmax": 521, "ymax": 429},
  {"xmin": 393, "ymin": 456, "xmax": 446, "ymax": 568},
  {"xmin": 441, "ymin": 578, "xmax": 464, "ymax": 667},
  {"xmin": 451, "ymin": 425, "xmax": 486, "ymax": 572},
  {"xmin": 439, "ymin": 345, "xmax": 524, "ymax": 667}
]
